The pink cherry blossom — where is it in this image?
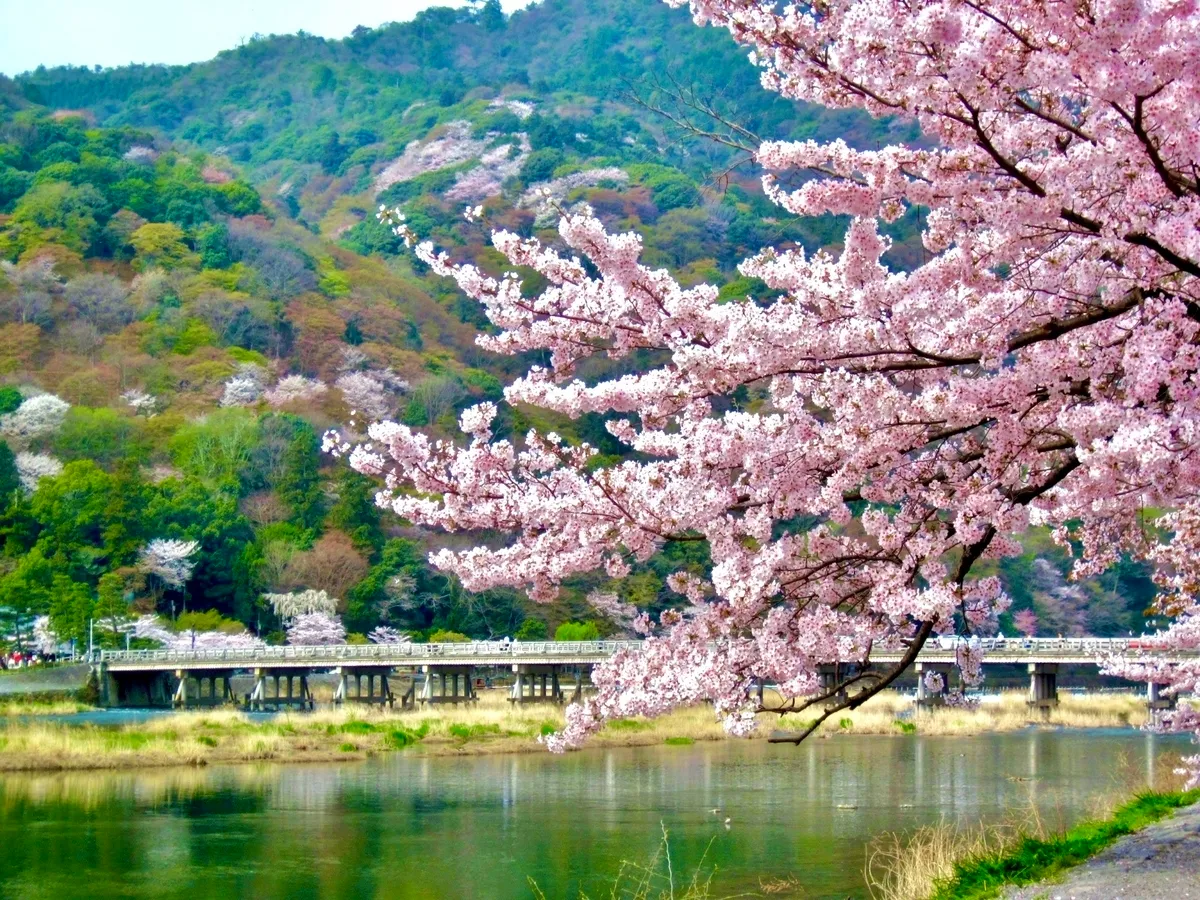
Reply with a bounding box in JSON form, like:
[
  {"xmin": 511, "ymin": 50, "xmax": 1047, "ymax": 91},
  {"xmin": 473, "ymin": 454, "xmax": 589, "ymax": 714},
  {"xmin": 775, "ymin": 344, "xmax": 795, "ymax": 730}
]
[{"xmin": 348, "ymin": 0, "xmax": 1200, "ymax": 754}]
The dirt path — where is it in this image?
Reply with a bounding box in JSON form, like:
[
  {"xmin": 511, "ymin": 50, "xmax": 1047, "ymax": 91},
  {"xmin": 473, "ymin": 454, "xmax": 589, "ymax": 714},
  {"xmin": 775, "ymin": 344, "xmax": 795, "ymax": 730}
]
[{"xmin": 1004, "ymin": 802, "xmax": 1200, "ymax": 899}]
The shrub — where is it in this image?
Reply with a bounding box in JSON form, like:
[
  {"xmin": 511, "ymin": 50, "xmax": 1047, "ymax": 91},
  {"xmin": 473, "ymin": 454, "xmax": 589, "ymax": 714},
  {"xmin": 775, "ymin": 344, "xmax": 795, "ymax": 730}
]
[
  {"xmin": 554, "ymin": 620, "xmax": 600, "ymax": 641},
  {"xmin": 428, "ymin": 628, "xmax": 470, "ymax": 643},
  {"xmin": 515, "ymin": 618, "xmax": 548, "ymax": 641}
]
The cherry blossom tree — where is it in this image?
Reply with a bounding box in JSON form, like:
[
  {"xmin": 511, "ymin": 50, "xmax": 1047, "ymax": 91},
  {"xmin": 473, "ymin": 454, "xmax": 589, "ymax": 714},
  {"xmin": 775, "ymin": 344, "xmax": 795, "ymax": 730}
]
[
  {"xmin": 341, "ymin": 0, "xmax": 1200, "ymax": 751},
  {"xmin": 1013, "ymin": 609, "xmax": 1039, "ymax": 638},
  {"xmin": 14, "ymin": 452, "xmax": 62, "ymax": 494},
  {"xmin": 334, "ymin": 371, "xmax": 394, "ymax": 422},
  {"xmin": 264, "ymin": 374, "xmax": 326, "ymax": 407},
  {"xmin": 263, "ymin": 588, "xmax": 338, "ymax": 622},
  {"xmin": 139, "ymin": 539, "xmax": 200, "ymax": 616},
  {"xmin": 286, "ymin": 611, "xmax": 347, "ymax": 646},
  {"xmin": 220, "ymin": 365, "xmax": 266, "ymax": 408},
  {"xmin": 1, "ymin": 394, "xmax": 69, "ymax": 441},
  {"xmin": 367, "ymin": 625, "xmax": 411, "ymax": 645},
  {"xmin": 131, "ymin": 615, "xmax": 266, "ymax": 651},
  {"xmin": 121, "ymin": 388, "xmax": 158, "ymax": 416}
]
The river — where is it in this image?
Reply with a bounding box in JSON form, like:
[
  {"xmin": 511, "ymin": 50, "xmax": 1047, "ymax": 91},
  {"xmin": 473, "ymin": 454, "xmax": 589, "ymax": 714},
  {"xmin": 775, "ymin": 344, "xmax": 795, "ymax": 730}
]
[{"xmin": 0, "ymin": 729, "xmax": 1189, "ymax": 899}]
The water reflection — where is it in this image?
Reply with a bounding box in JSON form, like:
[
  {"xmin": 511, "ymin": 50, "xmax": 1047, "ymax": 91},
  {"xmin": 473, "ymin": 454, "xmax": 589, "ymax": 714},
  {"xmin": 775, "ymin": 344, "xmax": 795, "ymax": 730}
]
[{"xmin": 0, "ymin": 730, "xmax": 1190, "ymax": 900}]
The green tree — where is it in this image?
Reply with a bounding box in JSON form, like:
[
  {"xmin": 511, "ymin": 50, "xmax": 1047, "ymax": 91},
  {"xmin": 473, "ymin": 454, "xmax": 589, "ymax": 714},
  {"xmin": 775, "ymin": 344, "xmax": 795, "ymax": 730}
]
[
  {"xmin": 0, "ymin": 440, "xmax": 19, "ymax": 499},
  {"xmin": 53, "ymin": 408, "xmax": 150, "ymax": 469},
  {"xmin": 0, "ymin": 387, "xmax": 22, "ymax": 415},
  {"xmin": 515, "ymin": 618, "xmax": 548, "ymax": 641},
  {"xmin": 328, "ymin": 468, "xmax": 384, "ymax": 553},
  {"xmin": 0, "ymin": 548, "xmax": 54, "ymax": 651},
  {"xmin": 48, "ymin": 574, "xmax": 93, "ymax": 648},
  {"xmin": 130, "ymin": 222, "xmax": 198, "ymax": 270},
  {"xmin": 94, "ymin": 571, "xmax": 131, "ymax": 644},
  {"xmin": 555, "ymin": 620, "xmax": 601, "ymax": 641}
]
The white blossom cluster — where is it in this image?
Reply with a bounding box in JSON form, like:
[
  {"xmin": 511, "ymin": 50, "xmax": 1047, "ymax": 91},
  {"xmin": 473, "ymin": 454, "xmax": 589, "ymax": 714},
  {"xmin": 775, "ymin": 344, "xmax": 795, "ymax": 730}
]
[
  {"xmin": 264, "ymin": 589, "xmax": 338, "ymax": 622},
  {"xmin": 264, "ymin": 375, "xmax": 327, "ymax": 407},
  {"xmin": 0, "ymin": 394, "xmax": 69, "ymax": 440},
  {"xmin": 139, "ymin": 539, "xmax": 200, "ymax": 589},
  {"xmin": 445, "ymin": 135, "xmax": 531, "ymax": 203},
  {"xmin": 286, "ymin": 612, "xmax": 347, "ymax": 646},
  {"xmin": 518, "ymin": 168, "xmax": 629, "ymax": 225},
  {"xmin": 32, "ymin": 616, "xmax": 59, "ymax": 654},
  {"xmin": 334, "ymin": 371, "xmax": 397, "ymax": 422},
  {"xmin": 122, "ymin": 146, "xmax": 157, "ymax": 164},
  {"xmin": 121, "ymin": 388, "xmax": 158, "ymax": 416},
  {"xmin": 15, "ymin": 452, "xmax": 62, "ymax": 494},
  {"xmin": 367, "ymin": 626, "xmax": 411, "ymax": 645},
  {"xmin": 373, "ymin": 121, "xmax": 489, "ymax": 194},
  {"xmin": 131, "ymin": 616, "xmax": 266, "ymax": 651},
  {"xmin": 487, "ymin": 98, "xmax": 535, "ymax": 119},
  {"xmin": 220, "ymin": 365, "xmax": 267, "ymax": 407}
]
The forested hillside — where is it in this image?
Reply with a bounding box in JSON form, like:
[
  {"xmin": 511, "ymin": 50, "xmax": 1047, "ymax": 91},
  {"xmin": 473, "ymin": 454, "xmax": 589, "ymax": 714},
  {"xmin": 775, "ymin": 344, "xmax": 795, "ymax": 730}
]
[{"xmin": 0, "ymin": 0, "xmax": 1156, "ymax": 650}]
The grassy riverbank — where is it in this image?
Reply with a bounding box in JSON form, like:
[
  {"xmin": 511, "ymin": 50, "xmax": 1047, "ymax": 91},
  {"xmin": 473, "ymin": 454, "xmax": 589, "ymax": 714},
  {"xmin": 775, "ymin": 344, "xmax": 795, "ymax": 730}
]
[
  {"xmin": 867, "ymin": 760, "xmax": 1199, "ymax": 900},
  {"xmin": 0, "ymin": 689, "xmax": 1157, "ymax": 772}
]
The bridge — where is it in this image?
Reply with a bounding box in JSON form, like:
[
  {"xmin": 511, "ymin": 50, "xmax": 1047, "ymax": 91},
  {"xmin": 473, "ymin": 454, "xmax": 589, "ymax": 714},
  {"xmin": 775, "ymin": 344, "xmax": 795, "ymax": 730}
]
[{"xmin": 91, "ymin": 636, "xmax": 1185, "ymax": 711}]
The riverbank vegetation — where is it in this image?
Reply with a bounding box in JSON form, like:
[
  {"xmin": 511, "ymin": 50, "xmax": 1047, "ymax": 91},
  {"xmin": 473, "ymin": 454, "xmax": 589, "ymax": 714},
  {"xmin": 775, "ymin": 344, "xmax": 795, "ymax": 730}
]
[
  {"xmin": 867, "ymin": 769, "xmax": 1199, "ymax": 900},
  {"xmin": 0, "ymin": 689, "xmax": 1159, "ymax": 772}
]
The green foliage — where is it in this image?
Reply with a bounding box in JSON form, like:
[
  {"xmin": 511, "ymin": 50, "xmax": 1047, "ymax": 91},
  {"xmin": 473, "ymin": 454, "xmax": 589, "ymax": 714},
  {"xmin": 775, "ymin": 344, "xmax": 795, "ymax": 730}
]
[
  {"xmin": 664, "ymin": 736, "xmax": 694, "ymax": 746},
  {"xmin": 0, "ymin": 388, "xmax": 23, "ymax": 416},
  {"xmin": 519, "ymin": 148, "xmax": 564, "ymax": 184},
  {"xmin": 172, "ymin": 609, "xmax": 246, "ymax": 633},
  {"xmin": 514, "ymin": 617, "xmax": 548, "ymax": 641},
  {"xmin": 0, "ymin": 440, "xmax": 18, "ymax": 498},
  {"xmin": 428, "ymin": 628, "xmax": 470, "ymax": 642},
  {"xmin": 54, "ymin": 408, "xmax": 150, "ymax": 469},
  {"xmin": 329, "ymin": 468, "xmax": 384, "ymax": 553},
  {"xmin": 47, "ymin": 574, "xmax": 93, "ymax": 646},
  {"xmin": 448, "ymin": 722, "xmax": 500, "ymax": 742},
  {"xmin": 554, "ymin": 620, "xmax": 600, "ymax": 641},
  {"xmin": 894, "ymin": 720, "xmax": 917, "ymax": 735},
  {"xmin": 932, "ymin": 790, "xmax": 1200, "ymax": 899},
  {"xmin": 130, "ymin": 222, "xmax": 198, "ymax": 270}
]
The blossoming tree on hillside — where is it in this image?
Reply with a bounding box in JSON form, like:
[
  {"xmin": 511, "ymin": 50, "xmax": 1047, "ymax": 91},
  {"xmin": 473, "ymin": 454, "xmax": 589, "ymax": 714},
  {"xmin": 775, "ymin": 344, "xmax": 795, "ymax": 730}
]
[{"xmin": 340, "ymin": 0, "xmax": 1200, "ymax": 752}]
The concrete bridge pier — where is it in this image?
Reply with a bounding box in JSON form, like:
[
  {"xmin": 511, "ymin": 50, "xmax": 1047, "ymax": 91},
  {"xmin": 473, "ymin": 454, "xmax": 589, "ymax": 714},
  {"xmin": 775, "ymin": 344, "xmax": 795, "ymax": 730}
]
[
  {"xmin": 333, "ymin": 667, "xmax": 397, "ymax": 707},
  {"xmin": 914, "ymin": 661, "xmax": 954, "ymax": 708},
  {"xmin": 509, "ymin": 664, "xmax": 564, "ymax": 703},
  {"xmin": 817, "ymin": 664, "xmax": 849, "ymax": 704},
  {"xmin": 96, "ymin": 665, "xmax": 175, "ymax": 708},
  {"xmin": 571, "ymin": 666, "xmax": 584, "ymax": 704},
  {"xmin": 420, "ymin": 665, "xmax": 477, "ymax": 705},
  {"xmin": 248, "ymin": 668, "xmax": 314, "ymax": 711},
  {"xmin": 1147, "ymin": 681, "xmax": 1176, "ymax": 725},
  {"xmin": 1028, "ymin": 663, "xmax": 1059, "ymax": 718},
  {"xmin": 172, "ymin": 670, "xmax": 234, "ymax": 708}
]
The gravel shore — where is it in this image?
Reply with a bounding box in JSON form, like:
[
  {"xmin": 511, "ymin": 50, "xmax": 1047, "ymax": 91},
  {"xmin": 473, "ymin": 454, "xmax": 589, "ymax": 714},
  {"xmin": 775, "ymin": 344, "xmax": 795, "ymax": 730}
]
[{"xmin": 1004, "ymin": 801, "xmax": 1200, "ymax": 899}]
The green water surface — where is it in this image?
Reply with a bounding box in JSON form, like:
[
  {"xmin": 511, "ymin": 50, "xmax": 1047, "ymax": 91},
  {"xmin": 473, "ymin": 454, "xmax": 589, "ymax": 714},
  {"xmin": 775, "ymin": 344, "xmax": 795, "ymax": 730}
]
[{"xmin": 0, "ymin": 729, "xmax": 1186, "ymax": 899}]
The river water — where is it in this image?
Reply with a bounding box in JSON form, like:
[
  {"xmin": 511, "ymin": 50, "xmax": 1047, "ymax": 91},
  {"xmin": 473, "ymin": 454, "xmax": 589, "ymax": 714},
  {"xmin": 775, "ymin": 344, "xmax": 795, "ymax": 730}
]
[{"xmin": 0, "ymin": 729, "xmax": 1189, "ymax": 899}]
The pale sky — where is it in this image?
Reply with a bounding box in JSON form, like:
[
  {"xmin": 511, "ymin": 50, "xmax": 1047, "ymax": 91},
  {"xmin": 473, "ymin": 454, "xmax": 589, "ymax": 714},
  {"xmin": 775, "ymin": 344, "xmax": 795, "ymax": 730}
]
[{"xmin": 0, "ymin": 0, "xmax": 531, "ymax": 77}]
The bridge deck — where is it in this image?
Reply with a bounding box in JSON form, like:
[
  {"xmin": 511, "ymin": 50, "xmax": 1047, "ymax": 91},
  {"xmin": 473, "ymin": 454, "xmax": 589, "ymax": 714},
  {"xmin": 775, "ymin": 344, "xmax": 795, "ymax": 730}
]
[{"xmin": 95, "ymin": 637, "xmax": 1189, "ymax": 674}]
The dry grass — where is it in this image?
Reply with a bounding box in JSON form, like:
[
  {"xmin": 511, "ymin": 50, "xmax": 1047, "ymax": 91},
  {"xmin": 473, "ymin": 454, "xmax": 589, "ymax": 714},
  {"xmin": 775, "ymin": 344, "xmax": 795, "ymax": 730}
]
[
  {"xmin": 529, "ymin": 824, "xmax": 774, "ymax": 899},
  {"xmin": 770, "ymin": 690, "xmax": 1148, "ymax": 738},
  {"xmin": 0, "ymin": 698, "xmax": 91, "ymax": 716},
  {"xmin": 0, "ymin": 689, "xmax": 1159, "ymax": 772},
  {"xmin": 864, "ymin": 751, "xmax": 1193, "ymax": 900}
]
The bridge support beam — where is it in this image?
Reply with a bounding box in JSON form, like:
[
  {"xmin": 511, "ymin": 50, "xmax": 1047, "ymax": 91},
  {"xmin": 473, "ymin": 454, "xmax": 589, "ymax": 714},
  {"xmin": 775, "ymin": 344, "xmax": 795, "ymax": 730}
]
[
  {"xmin": 1028, "ymin": 663, "xmax": 1059, "ymax": 718},
  {"xmin": 1147, "ymin": 681, "xmax": 1176, "ymax": 725},
  {"xmin": 248, "ymin": 668, "xmax": 314, "ymax": 711},
  {"xmin": 98, "ymin": 667, "xmax": 175, "ymax": 708},
  {"xmin": 914, "ymin": 662, "xmax": 954, "ymax": 708},
  {"xmin": 816, "ymin": 664, "xmax": 850, "ymax": 704},
  {"xmin": 420, "ymin": 665, "xmax": 477, "ymax": 705},
  {"xmin": 334, "ymin": 667, "xmax": 397, "ymax": 707},
  {"xmin": 509, "ymin": 664, "xmax": 565, "ymax": 704}
]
